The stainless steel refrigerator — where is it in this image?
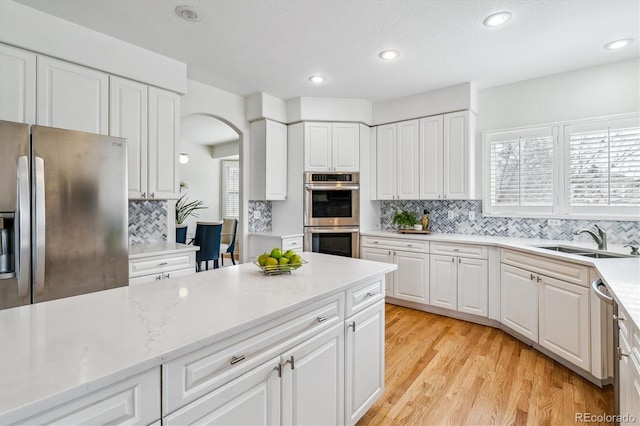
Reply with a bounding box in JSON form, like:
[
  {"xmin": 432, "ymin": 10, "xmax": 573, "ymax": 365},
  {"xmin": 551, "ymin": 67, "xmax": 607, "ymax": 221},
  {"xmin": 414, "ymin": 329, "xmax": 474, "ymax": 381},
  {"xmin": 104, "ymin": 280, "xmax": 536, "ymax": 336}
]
[{"xmin": 0, "ymin": 120, "xmax": 129, "ymax": 310}]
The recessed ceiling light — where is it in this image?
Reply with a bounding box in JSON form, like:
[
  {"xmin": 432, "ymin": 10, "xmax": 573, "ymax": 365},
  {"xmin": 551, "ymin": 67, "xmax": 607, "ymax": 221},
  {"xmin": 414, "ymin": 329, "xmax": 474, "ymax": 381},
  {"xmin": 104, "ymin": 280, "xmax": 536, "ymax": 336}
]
[
  {"xmin": 604, "ymin": 38, "xmax": 634, "ymax": 50},
  {"xmin": 175, "ymin": 5, "xmax": 202, "ymax": 22},
  {"xmin": 483, "ymin": 11, "xmax": 512, "ymax": 27},
  {"xmin": 309, "ymin": 75, "xmax": 326, "ymax": 84},
  {"xmin": 378, "ymin": 49, "xmax": 400, "ymax": 60}
]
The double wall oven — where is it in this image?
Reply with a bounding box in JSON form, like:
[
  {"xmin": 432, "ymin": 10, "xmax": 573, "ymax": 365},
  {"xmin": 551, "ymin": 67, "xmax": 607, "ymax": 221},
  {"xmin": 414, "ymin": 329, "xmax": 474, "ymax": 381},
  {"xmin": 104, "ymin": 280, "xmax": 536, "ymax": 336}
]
[{"xmin": 303, "ymin": 172, "xmax": 359, "ymax": 258}]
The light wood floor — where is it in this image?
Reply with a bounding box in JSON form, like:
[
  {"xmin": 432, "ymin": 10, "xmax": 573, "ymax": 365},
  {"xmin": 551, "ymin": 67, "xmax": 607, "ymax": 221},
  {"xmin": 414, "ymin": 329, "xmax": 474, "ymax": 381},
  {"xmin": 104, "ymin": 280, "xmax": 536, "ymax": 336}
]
[{"xmin": 358, "ymin": 304, "xmax": 614, "ymax": 426}]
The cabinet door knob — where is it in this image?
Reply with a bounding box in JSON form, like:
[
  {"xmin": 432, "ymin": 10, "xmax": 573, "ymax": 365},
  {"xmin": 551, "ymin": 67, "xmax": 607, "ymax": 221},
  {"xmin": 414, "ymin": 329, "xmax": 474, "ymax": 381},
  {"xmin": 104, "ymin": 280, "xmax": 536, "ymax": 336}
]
[
  {"xmin": 613, "ymin": 315, "xmax": 626, "ymax": 322},
  {"xmin": 348, "ymin": 321, "xmax": 356, "ymax": 332},
  {"xmin": 536, "ymin": 276, "xmax": 542, "ymax": 283},
  {"xmin": 530, "ymin": 274, "xmax": 535, "ymax": 281},
  {"xmin": 285, "ymin": 356, "xmax": 295, "ymax": 369},
  {"xmin": 141, "ymin": 192, "xmax": 146, "ymax": 198},
  {"xmin": 230, "ymin": 355, "xmax": 246, "ymax": 365},
  {"xmin": 617, "ymin": 347, "xmax": 629, "ymax": 359},
  {"xmin": 451, "ymin": 257, "xmax": 455, "ymax": 262},
  {"xmin": 164, "ymin": 273, "xmax": 170, "ymax": 279},
  {"xmin": 150, "ymin": 192, "xmax": 155, "ymax": 198},
  {"xmin": 155, "ymin": 274, "xmax": 162, "ymax": 280}
]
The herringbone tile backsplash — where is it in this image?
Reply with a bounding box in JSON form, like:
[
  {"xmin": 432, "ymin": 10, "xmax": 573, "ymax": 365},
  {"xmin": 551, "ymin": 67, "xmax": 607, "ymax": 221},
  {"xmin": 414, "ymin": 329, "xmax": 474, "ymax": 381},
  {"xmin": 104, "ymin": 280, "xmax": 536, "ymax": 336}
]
[
  {"xmin": 129, "ymin": 200, "xmax": 167, "ymax": 244},
  {"xmin": 248, "ymin": 200, "xmax": 272, "ymax": 233},
  {"xmin": 380, "ymin": 200, "xmax": 640, "ymax": 245}
]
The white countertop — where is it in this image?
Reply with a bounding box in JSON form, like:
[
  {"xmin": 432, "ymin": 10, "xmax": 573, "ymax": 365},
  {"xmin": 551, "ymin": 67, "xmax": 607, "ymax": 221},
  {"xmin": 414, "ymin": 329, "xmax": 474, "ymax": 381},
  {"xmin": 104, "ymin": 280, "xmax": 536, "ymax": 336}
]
[
  {"xmin": 129, "ymin": 242, "xmax": 199, "ymax": 259},
  {"xmin": 0, "ymin": 252, "xmax": 395, "ymax": 424},
  {"xmin": 362, "ymin": 230, "xmax": 640, "ymax": 330}
]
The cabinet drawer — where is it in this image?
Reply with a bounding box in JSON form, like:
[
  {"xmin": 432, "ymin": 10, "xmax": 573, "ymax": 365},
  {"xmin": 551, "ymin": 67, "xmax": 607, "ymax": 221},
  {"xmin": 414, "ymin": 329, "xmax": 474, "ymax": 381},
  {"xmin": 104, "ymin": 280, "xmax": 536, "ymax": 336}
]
[
  {"xmin": 501, "ymin": 249, "xmax": 588, "ymax": 287},
  {"xmin": 20, "ymin": 368, "xmax": 160, "ymax": 426},
  {"xmin": 282, "ymin": 236, "xmax": 303, "ymax": 252},
  {"xmin": 129, "ymin": 267, "xmax": 195, "ymax": 286},
  {"xmin": 430, "ymin": 241, "xmax": 487, "ymax": 259},
  {"xmin": 346, "ymin": 277, "xmax": 384, "ymax": 317},
  {"xmin": 163, "ymin": 292, "xmax": 345, "ymax": 415},
  {"xmin": 361, "ymin": 236, "xmax": 428, "ymax": 253},
  {"xmin": 129, "ymin": 253, "xmax": 195, "ymax": 278}
]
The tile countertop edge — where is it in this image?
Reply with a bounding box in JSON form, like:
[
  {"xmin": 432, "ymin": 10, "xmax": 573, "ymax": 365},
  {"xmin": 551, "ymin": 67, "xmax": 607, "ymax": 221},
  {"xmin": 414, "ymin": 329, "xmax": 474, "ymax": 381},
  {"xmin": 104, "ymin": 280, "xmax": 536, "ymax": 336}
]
[
  {"xmin": 361, "ymin": 230, "xmax": 640, "ymax": 331},
  {"xmin": 128, "ymin": 242, "xmax": 199, "ymax": 258},
  {"xmin": 0, "ymin": 253, "xmax": 395, "ymax": 424}
]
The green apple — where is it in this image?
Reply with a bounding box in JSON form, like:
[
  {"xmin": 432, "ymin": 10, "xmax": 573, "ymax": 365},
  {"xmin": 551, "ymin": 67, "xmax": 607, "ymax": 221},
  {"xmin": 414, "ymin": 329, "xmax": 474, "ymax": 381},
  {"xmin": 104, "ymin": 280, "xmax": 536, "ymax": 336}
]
[
  {"xmin": 270, "ymin": 248, "xmax": 283, "ymax": 259},
  {"xmin": 283, "ymin": 249, "xmax": 296, "ymax": 260},
  {"xmin": 290, "ymin": 254, "xmax": 302, "ymax": 269},
  {"xmin": 258, "ymin": 253, "xmax": 270, "ymax": 266}
]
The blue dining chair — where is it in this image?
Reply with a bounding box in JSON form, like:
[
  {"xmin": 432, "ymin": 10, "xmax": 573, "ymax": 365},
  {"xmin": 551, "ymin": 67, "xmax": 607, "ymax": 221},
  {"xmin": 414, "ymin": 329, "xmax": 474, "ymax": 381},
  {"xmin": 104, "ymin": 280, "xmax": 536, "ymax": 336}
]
[{"xmin": 193, "ymin": 221, "xmax": 222, "ymax": 271}]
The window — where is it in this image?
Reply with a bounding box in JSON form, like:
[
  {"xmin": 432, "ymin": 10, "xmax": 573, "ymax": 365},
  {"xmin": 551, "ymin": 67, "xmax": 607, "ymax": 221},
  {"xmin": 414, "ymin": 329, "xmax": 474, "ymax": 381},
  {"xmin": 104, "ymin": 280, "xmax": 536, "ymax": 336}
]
[
  {"xmin": 565, "ymin": 116, "xmax": 640, "ymax": 216},
  {"xmin": 483, "ymin": 113, "xmax": 640, "ymax": 219},
  {"xmin": 222, "ymin": 160, "xmax": 239, "ymax": 218},
  {"xmin": 485, "ymin": 126, "xmax": 557, "ymax": 216}
]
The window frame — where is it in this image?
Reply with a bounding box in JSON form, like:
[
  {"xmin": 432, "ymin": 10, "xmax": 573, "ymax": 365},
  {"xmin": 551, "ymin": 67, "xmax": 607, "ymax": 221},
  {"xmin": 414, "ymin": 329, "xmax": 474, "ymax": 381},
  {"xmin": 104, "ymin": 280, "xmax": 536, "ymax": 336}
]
[
  {"xmin": 221, "ymin": 159, "xmax": 240, "ymax": 218},
  {"xmin": 482, "ymin": 112, "xmax": 640, "ymax": 221}
]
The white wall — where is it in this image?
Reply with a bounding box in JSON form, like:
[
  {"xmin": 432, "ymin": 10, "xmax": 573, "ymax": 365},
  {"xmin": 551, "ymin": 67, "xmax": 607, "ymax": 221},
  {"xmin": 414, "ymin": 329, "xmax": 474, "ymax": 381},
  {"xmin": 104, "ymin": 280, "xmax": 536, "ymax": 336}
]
[
  {"xmin": 477, "ymin": 59, "xmax": 640, "ymax": 133},
  {"xmin": 178, "ymin": 142, "xmax": 221, "ymax": 232},
  {"xmin": 372, "ymin": 82, "xmax": 476, "ymax": 125},
  {"xmin": 180, "ymin": 79, "xmax": 250, "ymax": 260}
]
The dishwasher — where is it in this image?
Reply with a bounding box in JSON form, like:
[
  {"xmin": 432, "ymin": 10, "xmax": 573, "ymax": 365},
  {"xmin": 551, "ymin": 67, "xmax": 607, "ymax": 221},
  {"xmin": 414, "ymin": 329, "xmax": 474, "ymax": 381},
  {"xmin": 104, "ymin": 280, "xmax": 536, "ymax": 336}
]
[{"xmin": 592, "ymin": 278, "xmax": 620, "ymax": 423}]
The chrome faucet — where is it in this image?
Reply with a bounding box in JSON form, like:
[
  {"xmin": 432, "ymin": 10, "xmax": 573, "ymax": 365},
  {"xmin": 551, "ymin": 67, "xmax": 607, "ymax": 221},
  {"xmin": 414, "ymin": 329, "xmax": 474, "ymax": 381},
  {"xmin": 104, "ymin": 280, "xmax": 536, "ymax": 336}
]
[{"xmin": 573, "ymin": 225, "xmax": 607, "ymax": 251}]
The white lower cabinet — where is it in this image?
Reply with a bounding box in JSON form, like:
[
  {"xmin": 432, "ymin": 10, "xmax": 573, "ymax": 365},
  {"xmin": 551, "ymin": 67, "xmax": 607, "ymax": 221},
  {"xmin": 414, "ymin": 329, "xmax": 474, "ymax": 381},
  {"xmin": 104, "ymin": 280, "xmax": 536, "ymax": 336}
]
[
  {"xmin": 429, "ymin": 254, "xmax": 457, "ymax": 310},
  {"xmin": 457, "ymin": 257, "xmax": 488, "ymax": 316},
  {"xmin": 538, "ymin": 275, "xmax": 590, "ymax": 370},
  {"xmin": 281, "ymin": 323, "xmax": 344, "ymax": 425},
  {"xmin": 500, "ymin": 263, "xmax": 539, "ymax": 341},
  {"xmin": 345, "ymin": 300, "xmax": 385, "ymax": 425},
  {"xmin": 129, "ymin": 250, "xmax": 197, "ymax": 285},
  {"xmin": 164, "ymin": 358, "xmax": 281, "ymax": 425},
  {"xmin": 360, "ymin": 236, "xmax": 429, "ymax": 304},
  {"xmin": 22, "ymin": 369, "xmax": 160, "ymax": 426}
]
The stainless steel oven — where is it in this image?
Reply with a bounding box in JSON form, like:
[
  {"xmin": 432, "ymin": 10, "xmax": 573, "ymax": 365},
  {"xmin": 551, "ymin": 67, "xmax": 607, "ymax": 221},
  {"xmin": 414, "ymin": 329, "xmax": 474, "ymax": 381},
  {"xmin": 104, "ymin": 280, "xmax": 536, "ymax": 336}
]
[
  {"xmin": 304, "ymin": 227, "xmax": 360, "ymax": 258},
  {"xmin": 304, "ymin": 172, "xmax": 359, "ymax": 227}
]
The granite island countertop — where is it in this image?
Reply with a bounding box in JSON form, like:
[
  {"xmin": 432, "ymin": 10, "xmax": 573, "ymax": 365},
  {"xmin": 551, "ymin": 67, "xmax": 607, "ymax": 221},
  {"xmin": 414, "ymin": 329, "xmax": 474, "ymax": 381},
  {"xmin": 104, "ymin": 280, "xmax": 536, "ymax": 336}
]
[
  {"xmin": 361, "ymin": 230, "xmax": 640, "ymax": 332},
  {"xmin": 0, "ymin": 252, "xmax": 395, "ymax": 424}
]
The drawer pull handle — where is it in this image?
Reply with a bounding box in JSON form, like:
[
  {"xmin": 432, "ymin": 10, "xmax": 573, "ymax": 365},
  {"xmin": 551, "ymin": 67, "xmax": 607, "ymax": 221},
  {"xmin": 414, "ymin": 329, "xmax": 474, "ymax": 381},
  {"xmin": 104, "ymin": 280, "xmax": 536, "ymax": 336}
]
[
  {"xmin": 155, "ymin": 275, "xmax": 162, "ymax": 280},
  {"xmin": 230, "ymin": 355, "xmax": 246, "ymax": 365},
  {"xmin": 530, "ymin": 274, "xmax": 535, "ymax": 281},
  {"xmin": 613, "ymin": 315, "xmax": 625, "ymax": 322},
  {"xmin": 159, "ymin": 262, "xmax": 169, "ymax": 266},
  {"xmin": 290, "ymin": 242, "xmax": 298, "ymax": 245},
  {"xmin": 617, "ymin": 347, "xmax": 629, "ymax": 359},
  {"xmin": 316, "ymin": 316, "xmax": 328, "ymax": 323},
  {"xmin": 453, "ymin": 248, "xmax": 460, "ymax": 252},
  {"xmin": 373, "ymin": 241, "xmax": 379, "ymax": 244},
  {"xmin": 407, "ymin": 244, "xmax": 413, "ymax": 247},
  {"xmin": 366, "ymin": 292, "xmax": 376, "ymax": 297},
  {"xmin": 536, "ymin": 276, "xmax": 542, "ymax": 283}
]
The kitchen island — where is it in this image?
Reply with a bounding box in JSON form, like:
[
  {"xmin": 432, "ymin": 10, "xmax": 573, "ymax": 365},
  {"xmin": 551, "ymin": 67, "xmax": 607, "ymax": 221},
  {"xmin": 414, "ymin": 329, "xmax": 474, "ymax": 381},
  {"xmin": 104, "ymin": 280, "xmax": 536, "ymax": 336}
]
[{"xmin": 0, "ymin": 252, "xmax": 396, "ymax": 425}]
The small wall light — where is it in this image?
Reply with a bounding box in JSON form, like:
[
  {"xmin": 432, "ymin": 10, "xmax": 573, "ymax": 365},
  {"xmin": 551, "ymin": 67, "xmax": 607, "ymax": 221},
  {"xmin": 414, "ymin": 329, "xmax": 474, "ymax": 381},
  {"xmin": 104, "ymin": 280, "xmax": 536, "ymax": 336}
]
[{"xmin": 179, "ymin": 153, "xmax": 189, "ymax": 164}]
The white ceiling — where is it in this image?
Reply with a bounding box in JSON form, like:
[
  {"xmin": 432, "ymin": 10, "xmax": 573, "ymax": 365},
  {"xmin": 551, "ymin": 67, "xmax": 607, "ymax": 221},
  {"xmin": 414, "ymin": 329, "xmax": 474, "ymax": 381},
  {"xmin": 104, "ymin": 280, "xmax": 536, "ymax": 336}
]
[{"xmin": 14, "ymin": 0, "xmax": 640, "ymax": 103}]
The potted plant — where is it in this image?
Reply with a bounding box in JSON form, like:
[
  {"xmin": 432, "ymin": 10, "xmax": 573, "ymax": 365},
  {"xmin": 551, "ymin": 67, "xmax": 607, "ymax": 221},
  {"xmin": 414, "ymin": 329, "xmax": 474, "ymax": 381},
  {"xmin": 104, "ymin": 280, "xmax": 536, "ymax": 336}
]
[
  {"xmin": 175, "ymin": 194, "xmax": 207, "ymax": 243},
  {"xmin": 392, "ymin": 210, "xmax": 418, "ymax": 229}
]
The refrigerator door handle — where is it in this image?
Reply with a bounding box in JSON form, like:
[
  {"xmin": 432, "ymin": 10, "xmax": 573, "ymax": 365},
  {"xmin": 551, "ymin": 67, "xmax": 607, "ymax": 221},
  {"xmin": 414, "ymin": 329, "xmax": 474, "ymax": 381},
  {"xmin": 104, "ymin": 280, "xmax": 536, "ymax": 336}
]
[
  {"xmin": 17, "ymin": 156, "xmax": 30, "ymax": 298},
  {"xmin": 34, "ymin": 156, "xmax": 46, "ymax": 296}
]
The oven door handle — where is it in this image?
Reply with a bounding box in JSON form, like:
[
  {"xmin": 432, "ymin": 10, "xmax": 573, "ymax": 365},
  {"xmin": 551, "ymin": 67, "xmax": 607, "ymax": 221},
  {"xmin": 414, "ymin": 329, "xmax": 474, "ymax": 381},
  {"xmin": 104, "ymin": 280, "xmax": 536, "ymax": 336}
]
[
  {"xmin": 304, "ymin": 184, "xmax": 360, "ymax": 191},
  {"xmin": 306, "ymin": 227, "xmax": 360, "ymax": 233}
]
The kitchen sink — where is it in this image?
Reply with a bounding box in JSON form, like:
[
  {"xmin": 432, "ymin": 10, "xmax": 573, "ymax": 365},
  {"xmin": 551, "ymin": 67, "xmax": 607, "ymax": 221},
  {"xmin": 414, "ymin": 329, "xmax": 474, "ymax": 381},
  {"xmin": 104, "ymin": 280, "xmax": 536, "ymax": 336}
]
[{"xmin": 536, "ymin": 245, "xmax": 627, "ymax": 259}]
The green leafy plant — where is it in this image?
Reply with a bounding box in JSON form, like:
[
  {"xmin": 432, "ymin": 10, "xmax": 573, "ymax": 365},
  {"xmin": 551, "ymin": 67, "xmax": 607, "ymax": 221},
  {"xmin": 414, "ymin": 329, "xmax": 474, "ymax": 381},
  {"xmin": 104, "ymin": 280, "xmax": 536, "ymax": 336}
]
[
  {"xmin": 176, "ymin": 193, "xmax": 208, "ymax": 225},
  {"xmin": 392, "ymin": 210, "xmax": 418, "ymax": 228}
]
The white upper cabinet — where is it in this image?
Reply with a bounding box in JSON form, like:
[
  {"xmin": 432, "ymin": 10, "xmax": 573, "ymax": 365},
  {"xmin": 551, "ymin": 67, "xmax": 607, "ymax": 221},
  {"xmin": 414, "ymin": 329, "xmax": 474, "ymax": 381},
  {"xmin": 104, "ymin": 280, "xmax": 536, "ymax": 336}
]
[
  {"xmin": 148, "ymin": 87, "xmax": 180, "ymax": 199},
  {"xmin": 109, "ymin": 76, "xmax": 148, "ymax": 199},
  {"xmin": 37, "ymin": 56, "xmax": 108, "ymax": 135},
  {"xmin": 419, "ymin": 115, "xmax": 443, "ymax": 199},
  {"xmin": 250, "ymin": 119, "xmax": 288, "ymax": 200},
  {"xmin": 0, "ymin": 44, "xmax": 36, "ymax": 124},
  {"xmin": 332, "ymin": 123, "xmax": 359, "ymax": 171},
  {"xmin": 443, "ymin": 110, "xmax": 476, "ymax": 199},
  {"xmin": 396, "ymin": 119, "xmax": 420, "ymax": 199},
  {"xmin": 375, "ymin": 120, "xmax": 419, "ymax": 199},
  {"xmin": 375, "ymin": 124, "xmax": 397, "ymax": 200},
  {"xmin": 304, "ymin": 122, "xmax": 359, "ymax": 172},
  {"xmin": 374, "ymin": 110, "xmax": 476, "ymax": 200}
]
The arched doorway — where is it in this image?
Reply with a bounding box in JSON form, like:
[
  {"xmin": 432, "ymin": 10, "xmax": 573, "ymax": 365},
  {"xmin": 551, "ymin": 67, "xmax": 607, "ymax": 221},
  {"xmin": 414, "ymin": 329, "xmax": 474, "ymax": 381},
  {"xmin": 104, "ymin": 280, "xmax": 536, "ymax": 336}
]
[{"xmin": 178, "ymin": 113, "xmax": 242, "ymax": 263}]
